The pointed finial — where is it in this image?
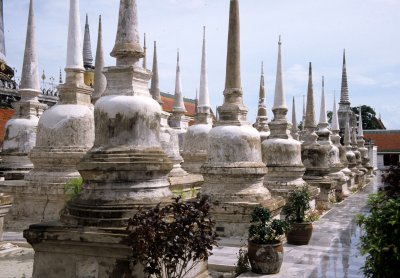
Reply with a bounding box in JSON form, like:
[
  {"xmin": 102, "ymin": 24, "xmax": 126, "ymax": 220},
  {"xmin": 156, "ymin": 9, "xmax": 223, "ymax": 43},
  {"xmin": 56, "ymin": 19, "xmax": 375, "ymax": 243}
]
[
  {"xmin": 66, "ymin": 0, "xmax": 84, "ymax": 71},
  {"xmin": 291, "ymin": 96, "xmax": 298, "ymax": 138},
  {"xmin": 340, "ymin": 48, "xmax": 350, "ymax": 103},
  {"xmin": 261, "ymin": 61, "xmax": 264, "ymax": 75},
  {"xmin": 59, "ymin": 68, "xmax": 63, "ymax": 84},
  {"xmin": 358, "ymin": 106, "xmax": 364, "ymax": 137},
  {"xmin": 0, "ymin": 0, "xmax": 6, "ymax": 62},
  {"xmin": 150, "ymin": 41, "xmax": 162, "ymax": 104},
  {"xmin": 173, "ymin": 48, "xmax": 187, "ymax": 113},
  {"xmin": 305, "ymin": 62, "xmax": 316, "ymax": 128},
  {"xmin": 83, "ymin": 13, "xmax": 94, "ymax": 68},
  {"xmin": 224, "ymin": 0, "xmax": 241, "ymax": 90},
  {"xmin": 20, "ymin": 0, "xmax": 40, "ymax": 95},
  {"xmin": 257, "ymin": 61, "xmax": 266, "ymax": 117},
  {"xmin": 198, "ymin": 26, "xmax": 210, "ymax": 114},
  {"xmin": 331, "ymin": 91, "xmax": 340, "ymax": 131},
  {"xmin": 142, "ymin": 32, "xmax": 147, "ymax": 69},
  {"xmin": 319, "ymin": 76, "xmax": 327, "ymax": 124},
  {"xmin": 92, "ymin": 14, "xmax": 106, "ymax": 103},
  {"xmin": 273, "ymin": 35, "xmax": 286, "ymax": 110},
  {"xmin": 302, "ymin": 94, "xmax": 306, "ymax": 131},
  {"xmin": 344, "ymin": 114, "xmax": 351, "ymax": 146},
  {"xmin": 111, "ymin": 0, "xmax": 144, "ymax": 66}
]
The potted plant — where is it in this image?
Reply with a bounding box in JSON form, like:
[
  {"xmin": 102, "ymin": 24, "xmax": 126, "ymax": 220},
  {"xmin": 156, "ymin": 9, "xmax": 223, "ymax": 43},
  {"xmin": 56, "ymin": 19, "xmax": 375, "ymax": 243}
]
[
  {"xmin": 248, "ymin": 206, "xmax": 289, "ymax": 274},
  {"xmin": 282, "ymin": 186, "xmax": 315, "ymax": 245}
]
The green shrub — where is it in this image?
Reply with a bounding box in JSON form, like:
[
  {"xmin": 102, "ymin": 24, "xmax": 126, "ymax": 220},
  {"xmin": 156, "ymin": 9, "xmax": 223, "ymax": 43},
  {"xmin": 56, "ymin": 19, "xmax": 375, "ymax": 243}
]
[
  {"xmin": 64, "ymin": 177, "xmax": 83, "ymax": 201},
  {"xmin": 357, "ymin": 192, "xmax": 400, "ymax": 278},
  {"xmin": 248, "ymin": 207, "xmax": 289, "ymax": 244},
  {"xmin": 125, "ymin": 195, "xmax": 218, "ymax": 278},
  {"xmin": 282, "ymin": 186, "xmax": 311, "ymax": 224},
  {"xmin": 234, "ymin": 247, "xmax": 250, "ymax": 276}
]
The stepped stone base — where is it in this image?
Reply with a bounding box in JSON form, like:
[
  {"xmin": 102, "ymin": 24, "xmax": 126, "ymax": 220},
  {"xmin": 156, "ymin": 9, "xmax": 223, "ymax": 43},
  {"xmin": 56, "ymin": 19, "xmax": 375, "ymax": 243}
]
[
  {"xmin": 169, "ymin": 173, "xmax": 204, "ymax": 199},
  {"xmin": 24, "ymin": 222, "xmax": 208, "ymax": 278},
  {"xmin": 210, "ymin": 198, "xmax": 285, "ymax": 237},
  {"xmin": 0, "ymin": 180, "xmax": 65, "ymax": 230},
  {"xmin": 305, "ymin": 179, "xmax": 336, "ymax": 211},
  {"xmin": 0, "ymin": 194, "xmax": 13, "ymax": 241}
]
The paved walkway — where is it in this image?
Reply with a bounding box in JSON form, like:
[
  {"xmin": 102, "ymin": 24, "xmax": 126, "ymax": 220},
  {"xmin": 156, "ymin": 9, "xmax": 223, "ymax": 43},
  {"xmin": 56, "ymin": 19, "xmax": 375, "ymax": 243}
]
[
  {"xmin": 209, "ymin": 176, "xmax": 379, "ymax": 278},
  {"xmin": 1, "ymin": 176, "xmax": 379, "ymax": 278}
]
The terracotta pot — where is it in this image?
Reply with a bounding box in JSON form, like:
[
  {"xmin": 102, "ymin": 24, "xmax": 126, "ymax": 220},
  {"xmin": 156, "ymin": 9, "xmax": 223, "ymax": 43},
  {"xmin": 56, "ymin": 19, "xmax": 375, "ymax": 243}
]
[
  {"xmin": 248, "ymin": 240, "xmax": 284, "ymax": 274},
  {"xmin": 286, "ymin": 222, "xmax": 313, "ymax": 245}
]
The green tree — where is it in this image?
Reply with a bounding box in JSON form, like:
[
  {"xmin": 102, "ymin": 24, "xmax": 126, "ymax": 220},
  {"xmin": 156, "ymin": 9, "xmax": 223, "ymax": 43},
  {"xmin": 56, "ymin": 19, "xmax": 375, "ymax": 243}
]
[{"xmin": 351, "ymin": 105, "xmax": 383, "ymax": 130}]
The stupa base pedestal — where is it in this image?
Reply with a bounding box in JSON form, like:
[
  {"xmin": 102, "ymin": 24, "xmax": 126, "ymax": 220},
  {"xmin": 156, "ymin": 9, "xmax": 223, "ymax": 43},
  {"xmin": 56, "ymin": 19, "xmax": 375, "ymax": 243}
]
[
  {"xmin": 169, "ymin": 173, "xmax": 203, "ymax": 199},
  {"xmin": 24, "ymin": 222, "xmax": 208, "ymax": 278},
  {"xmin": 0, "ymin": 180, "xmax": 65, "ymax": 230},
  {"xmin": 209, "ymin": 198, "xmax": 285, "ymax": 237},
  {"xmin": 304, "ymin": 178, "xmax": 336, "ymax": 211}
]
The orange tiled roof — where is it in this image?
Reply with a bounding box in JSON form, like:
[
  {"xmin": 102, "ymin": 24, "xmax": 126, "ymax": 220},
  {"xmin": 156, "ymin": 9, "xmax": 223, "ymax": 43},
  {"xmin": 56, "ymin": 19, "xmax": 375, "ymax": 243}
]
[
  {"xmin": 0, "ymin": 108, "xmax": 14, "ymax": 147},
  {"xmin": 364, "ymin": 130, "xmax": 400, "ymax": 153},
  {"xmin": 160, "ymin": 92, "xmax": 196, "ymax": 117}
]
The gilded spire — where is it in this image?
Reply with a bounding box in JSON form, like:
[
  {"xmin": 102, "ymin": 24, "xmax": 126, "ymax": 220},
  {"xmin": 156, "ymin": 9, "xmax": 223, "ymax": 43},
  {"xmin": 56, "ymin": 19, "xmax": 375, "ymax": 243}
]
[
  {"xmin": 273, "ymin": 35, "xmax": 286, "ymax": 110},
  {"xmin": 66, "ymin": 0, "xmax": 84, "ymax": 71},
  {"xmin": 111, "ymin": 0, "xmax": 144, "ymax": 66},
  {"xmin": 83, "ymin": 13, "xmax": 93, "ymax": 69},
  {"xmin": 319, "ymin": 76, "xmax": 327, "ymax": 124},
  {"xmin": 150, "ymin": 41, "xmax": 162, "ymax": 104},
  {"xmin": 20, "ymin": 0, "xmax": 40, "ymax": 97},
  {"xmin": 340, "ymin": 49, "xmax": 350, "ymax": 104},
  {"xmin": 198, "ymin": 26, "xmax": 210, "ymax": 114},
  {"xmin": 92, "ymin": 15, "xmax": 106, "ymax": 103},
  {"xmin": 331, "ymin": 92, "xmax": 340, "ymax": 131},
  {"xmin": 305, "ymin": 62, "xmax": 316, "ymax": 129},
  {"xmin": 173, "ymin": 49, "xmax": 187, "ymax": 113},
  {"xmin": 142, "ymin": 33, "xmax": 147, "ymax": 69}
]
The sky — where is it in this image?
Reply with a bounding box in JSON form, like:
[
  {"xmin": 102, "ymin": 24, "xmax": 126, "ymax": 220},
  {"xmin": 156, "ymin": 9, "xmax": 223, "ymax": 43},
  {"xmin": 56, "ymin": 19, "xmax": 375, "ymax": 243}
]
[{"xmin": 3, "ymin": 0, "xmax": 400, "ymax": 128}]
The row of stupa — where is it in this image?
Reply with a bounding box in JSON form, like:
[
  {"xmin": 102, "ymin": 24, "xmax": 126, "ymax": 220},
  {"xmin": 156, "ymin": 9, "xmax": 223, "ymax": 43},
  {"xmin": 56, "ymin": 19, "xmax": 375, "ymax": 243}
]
[{"xmin": 0, "ymin": 0, "xmax": 373, "ymax": 276}]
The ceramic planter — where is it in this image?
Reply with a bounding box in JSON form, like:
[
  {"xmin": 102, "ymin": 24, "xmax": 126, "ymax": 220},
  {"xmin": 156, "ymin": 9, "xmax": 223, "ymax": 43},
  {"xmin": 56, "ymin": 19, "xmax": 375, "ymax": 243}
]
[
  {"xmin": 248, "ymin": 240, "xmax": 284, "ymax": 274},
  {"xmin": 286, "ymin": 222, "xmax": 313, "ymax": 245}
]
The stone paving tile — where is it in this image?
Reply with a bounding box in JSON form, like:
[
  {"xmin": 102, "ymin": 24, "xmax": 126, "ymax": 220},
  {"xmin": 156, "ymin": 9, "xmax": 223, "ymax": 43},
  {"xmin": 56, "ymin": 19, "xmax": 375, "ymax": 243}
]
[{"xmin": 216, "ymin": 176, "xmax": 379, "ymax": 278}]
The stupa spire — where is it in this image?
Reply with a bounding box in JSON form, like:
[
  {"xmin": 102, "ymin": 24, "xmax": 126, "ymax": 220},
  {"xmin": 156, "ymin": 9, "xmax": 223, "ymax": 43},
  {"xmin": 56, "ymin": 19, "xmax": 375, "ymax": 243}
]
[
  {"xmin": 198, "ymin": 26, "xmax": 210, "ymax": 114},
  {"xmin": 340, "ymin": 49, "xmax": 349, "ymax": 104},
  {"xmin": 92, "ymin": 15, "xmax": 106, "ymax": 103},
  {"xmin": 142, "ymin": 33, "xmax": 147, "ymax": 69},
  {"xmin": 173, "ymin": 49, "xmax": 187, "ymax": 113},
  {"xmin": 66, "ymin": 0, "xmax": 84, "ymax": 71},
  {"xmin": 83, "ymin": 13, "xmax": 93, "ymax": 69},
  {"xmin": 305, "ymin": 63, "xmax": 316, "ymax": 129},
  {"xmin": 59, "ymin": 68, "xmax": 63, "ymax": 84},
  {"xmin": 344, "ymin": 115, "xmax": 351, "ymax": 146},
  {"xmin": 319, "ymin": 76, "xmax": 327, "ymax": 124},
  {"xmin": 273, "ymin": 35, "xmax": 286, "ymax": 110},
  {"xmin": 150, "ymin": 41, "xmax": 162, "ymax": 104},
  {"xmin": 253, "ymin": 61, "xmax": 269, "ymax": 139},
  {"xmin": 225, "ymin": 0, "xmax": 241, "ymax": 90},
  {"xmin": 20, "ymin": 0, "xmax": 40, "ymax": 97},
  {"xmin": 291, "ymin": 96, "xmax": 299, "ymax": 140},
  {"xmin": 331, "ymin": 92, "xmax": 340, "ymax": 131},
  {"xmin": 257, "ymin": 61, "xmax": 266, "ymax": 117},
  {"xmin": 358, "ymin": 106, "xmax": 364, "ymax": 137},
  {"xmin": 0, "ymin": 0, "xmax": 5, "ymax": 62},
  {"xmin": 111, "ymin": 0, "xmax": 143, "ymax": 66}
]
